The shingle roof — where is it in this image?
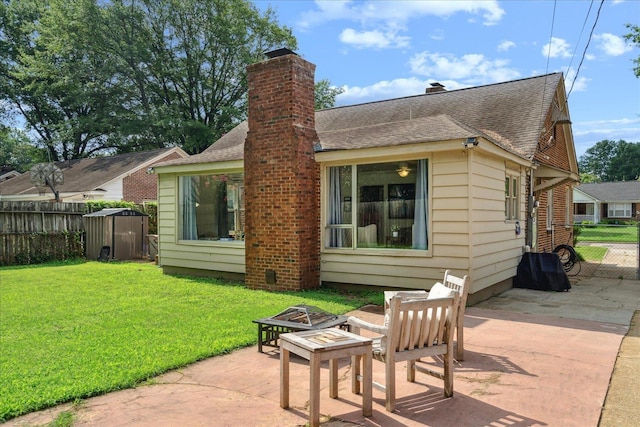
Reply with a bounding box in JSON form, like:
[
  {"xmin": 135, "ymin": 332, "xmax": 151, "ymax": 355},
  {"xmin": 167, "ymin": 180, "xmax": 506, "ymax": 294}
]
[
  {"xmin": 576, "ymin": 181, "xmax": 640, "ymax": 202},
  {"xmin": 0, "ymin": 148, "xmax": 178, "ymax": 196},
  {"xmin": 156, "ymin": 72, "xmax": 564, "ymax": 167}
]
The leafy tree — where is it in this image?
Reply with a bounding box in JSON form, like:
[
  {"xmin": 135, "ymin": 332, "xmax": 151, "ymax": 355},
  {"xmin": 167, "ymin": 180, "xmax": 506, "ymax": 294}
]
[
  {"xmin": 579, "ymin": 139, "xmax": 640, "ymax": 182},
  {"xmin": 624, "ymin": 24, "xmax": 640, "ymax": 78},
  {"xmin": 0, "ymin": 126, "xmax": 46, "ymax": 172},
  {"xmin": 1, "ymin": 0, "xmax": 297, "ymax": 158},
  {"xmin": 315, "ymin": 79, "xmax": 344, "ymax": 110},
  {"xmin": 579, "ymin": 172, "xmax": 599, "ymax": 184}
]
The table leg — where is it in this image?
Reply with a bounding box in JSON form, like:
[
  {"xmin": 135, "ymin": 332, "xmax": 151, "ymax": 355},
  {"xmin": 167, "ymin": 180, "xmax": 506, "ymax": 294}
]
[
  {"xmin": 329, "ymin": 358, "xmax": 338, "ymax": 399},
  {"xmin": 351, "ymin": 355, "xmax": 361, "ymax": 394},
  {"xmin": 257, "ymin": 323, "xmax": 263, "ymax": 353},
  {"xmin": 362, "ymin": 351, "xmax": 372, "ymax": 417},
  {"xmin": 280, "ymin": 348, "xmax": 290, "ymax": 408},
  {"xmin": 309, "ymin": 354, "xmax": 321, "ymax": 427}
]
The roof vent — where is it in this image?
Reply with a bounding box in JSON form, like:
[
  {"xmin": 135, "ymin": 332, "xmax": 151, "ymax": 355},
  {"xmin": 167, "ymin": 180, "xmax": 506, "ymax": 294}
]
[
  {"xmin": 426, "ymin": 82, "xmax": 446, "ymax": 93},
  {"xmin": 264, "ymin": 48, "xmax": 298, "ymax": 59}
]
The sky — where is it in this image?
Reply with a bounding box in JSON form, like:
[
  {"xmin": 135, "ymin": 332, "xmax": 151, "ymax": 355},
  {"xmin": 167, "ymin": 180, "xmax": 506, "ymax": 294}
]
[{"xmin": 258, "ymin": 0, "xmax": 640, "ymax": 159}]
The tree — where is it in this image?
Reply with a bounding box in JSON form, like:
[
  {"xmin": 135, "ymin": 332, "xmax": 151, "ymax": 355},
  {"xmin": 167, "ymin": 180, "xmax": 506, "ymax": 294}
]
[
  {"xmin": 1, "ymin": 0, "xmax": 297, "ymax": 158},
  {"xmin": 624, "ymin": 24, "xmax": 640, "ymax": 78},
  {"xmin": 579, "ymin": 139, "xmax": 640, "ymax": 182},
  {"xmin": 0, "ymin": 126, "xmax": 46, "ymax": 172},
  {"xmin": 315, "ymin": 79, "xmax": 344, "ymax": 110}
]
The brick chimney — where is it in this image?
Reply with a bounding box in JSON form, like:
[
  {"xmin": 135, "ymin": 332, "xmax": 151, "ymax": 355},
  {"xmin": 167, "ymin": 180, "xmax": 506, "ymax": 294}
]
[
  {"xmin": 243, "ymin": 49, "xmax": 320, "ymax": 291},
  {"xmin": 426, "ymin": 82, "xmax": 446, "ymax": 93}
]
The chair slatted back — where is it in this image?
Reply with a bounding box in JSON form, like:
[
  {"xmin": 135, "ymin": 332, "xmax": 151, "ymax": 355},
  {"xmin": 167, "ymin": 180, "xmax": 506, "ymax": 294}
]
[{"xmin": 387, "ymin": 294, "xmax": 458, "ymax": 354}]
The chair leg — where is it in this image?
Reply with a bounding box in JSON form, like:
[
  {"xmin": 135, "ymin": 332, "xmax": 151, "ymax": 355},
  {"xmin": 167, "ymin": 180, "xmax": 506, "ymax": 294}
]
[
  {"xmin": 456, "ymin": 323, "xmax": 465, "ymax": 361},
  {"xmin": 444, "ymin": 344, "xmax": 454, "ymax": 398},
  {"xmin": 385, "ymin": 359, "xmax": 396, "ymax": 412},
  {"xmin": 407, "ymin": 360, "xmax": 416, "ymax": 382}
]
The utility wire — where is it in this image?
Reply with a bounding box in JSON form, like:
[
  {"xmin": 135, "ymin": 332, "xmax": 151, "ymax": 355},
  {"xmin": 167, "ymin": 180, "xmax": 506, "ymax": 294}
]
[
  {"xmin": 566, "ymin": 1, "xmax": 594, "ymax": 75},
  {"xmin": 568, "ymin": 0, "xmax": 605, "ymax": 99}
]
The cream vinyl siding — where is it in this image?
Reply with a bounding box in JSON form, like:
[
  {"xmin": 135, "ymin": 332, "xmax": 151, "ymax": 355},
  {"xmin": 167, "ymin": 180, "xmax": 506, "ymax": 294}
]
[
  {"xmin": 320, "ymin": 150, "xmax": 527, "ymax": 294},
  {"xmin": 321, "ymin": 151, "xmax": 471, "ymax": 289},
  {"xmin": 157, "ymin": 172, "xmax": 245, "ymax": 274}
]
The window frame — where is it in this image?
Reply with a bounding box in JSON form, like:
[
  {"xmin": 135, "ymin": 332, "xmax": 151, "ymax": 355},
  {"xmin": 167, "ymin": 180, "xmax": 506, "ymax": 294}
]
[
  {"xmin": 177, "ymin": 172, "xmax": 245, "ymax": 243},
  {"xmin": 505, "ymin": 173, "xmax": 519, "ymax": 221},
  {"xmin": 323, "ymin": 158, "xmax": 431, "ymax": 253},
  {"xmin": 607, "ymin": 203, "xmax": 632, "ymax": 218}
]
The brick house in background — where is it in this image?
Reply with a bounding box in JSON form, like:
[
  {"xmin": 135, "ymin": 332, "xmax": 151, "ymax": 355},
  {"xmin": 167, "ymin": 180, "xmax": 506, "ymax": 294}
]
[
  {"xmin": 152, "ymin": 49, "xmax": 579, "ymax": 302},
  {"xmin": 574, "ymin": 181, "xmax": 640, "ymax": 224},
  {"xmin": 0, "ymin": 147, "xmax": 188, "ymax": 203}
]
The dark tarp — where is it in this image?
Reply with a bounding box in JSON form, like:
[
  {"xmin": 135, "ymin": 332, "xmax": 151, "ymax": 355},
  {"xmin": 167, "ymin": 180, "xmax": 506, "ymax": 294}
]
[{"xmin": 514, "ymin": 252, "xmax": 571, "ymax": 292}]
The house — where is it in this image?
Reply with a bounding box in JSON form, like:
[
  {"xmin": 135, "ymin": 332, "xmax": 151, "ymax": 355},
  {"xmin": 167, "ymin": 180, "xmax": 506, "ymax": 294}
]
[
  {"xmin": 0, "ymin": 147, "xmax": 188, "ymax": 203},
  {"xmin": 574, "ymin": 181, "xmax": 640, "ymax": 223},
  {"xmin": 0, "ymin": 169, "xmax": 21, "ymax": 182},
  {"xmin": 152, "ymin": 49, "xmax": 579, "ymax": 303}
]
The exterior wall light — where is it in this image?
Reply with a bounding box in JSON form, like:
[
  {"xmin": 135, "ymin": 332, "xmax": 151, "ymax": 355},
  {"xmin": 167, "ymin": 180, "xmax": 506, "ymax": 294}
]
[{"xmin": 463, "ymin": 137, "xmax": 479, "ymax": 149}]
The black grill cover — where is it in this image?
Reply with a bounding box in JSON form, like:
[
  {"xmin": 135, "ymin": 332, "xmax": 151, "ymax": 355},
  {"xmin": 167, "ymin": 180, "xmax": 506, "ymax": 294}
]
[{"xmin": 514, "ymin": 252, "xmax": 571, "ymax": 292}]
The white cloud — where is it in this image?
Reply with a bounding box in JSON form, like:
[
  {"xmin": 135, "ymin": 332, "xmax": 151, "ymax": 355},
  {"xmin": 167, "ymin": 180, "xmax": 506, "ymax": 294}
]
[
  {"xmin": 542, "ymin": 37, "xmax": 572, "ymax": 58},
  {"xmin": 339, "ymin": 28, "xmax": 410, "ymax": 49},
  {"xmin": 498, "ymin": 40, "xmax": 516, "ymax": 52},
  {"xmin": 564, "ymin": 67, "xmax": 590, "ymax": 93},
  {"xmin": 409, "ymin": 51, "xmax": 520, "ymax": 83},
  {"xmin": 297, "ymin": 0, "xmax": 505, "ymax": 36},
  {"xmin": 336, "ymin": 77, "xmax": 467, "ymax": 104},
  {"xmin": 594, "ymin": 33, "xmax": 633, "ymax": 56}
]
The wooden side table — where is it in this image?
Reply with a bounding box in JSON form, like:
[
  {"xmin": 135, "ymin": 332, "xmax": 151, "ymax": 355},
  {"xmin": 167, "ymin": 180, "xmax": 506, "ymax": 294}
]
[{"xmin": 280, "ymin": 328, "xmax": 372, "ymax": 427}]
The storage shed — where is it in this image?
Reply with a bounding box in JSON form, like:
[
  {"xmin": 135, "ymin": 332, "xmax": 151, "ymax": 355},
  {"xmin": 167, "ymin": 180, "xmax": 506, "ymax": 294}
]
[{"xmin": 83, "ymin": 208, "xmax": 149, "ymax": 261}]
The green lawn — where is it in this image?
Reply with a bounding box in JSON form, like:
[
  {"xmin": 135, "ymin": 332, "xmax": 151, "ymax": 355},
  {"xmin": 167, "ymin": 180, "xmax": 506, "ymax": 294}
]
[
  {"xmin": 574, "ymin": 245, "xmax": 608, "ymax": 262},
  {"xmin": 575, "ymin": 225, "xmax": 638, "ymax": 243},
  {"xmin": 0, "ymin": 261, "xmax": 382, "ymax": 422}
]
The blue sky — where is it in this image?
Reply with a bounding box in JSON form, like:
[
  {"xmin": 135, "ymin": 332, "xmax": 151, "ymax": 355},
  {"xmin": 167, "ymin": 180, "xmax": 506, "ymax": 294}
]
[{"xmin": 259, "ymin": 0, "xmax": 640, "ymax": 159}]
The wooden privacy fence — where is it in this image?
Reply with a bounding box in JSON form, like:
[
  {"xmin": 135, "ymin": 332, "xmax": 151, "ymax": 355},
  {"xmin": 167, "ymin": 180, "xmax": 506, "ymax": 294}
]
[
  {"xmin": 0, "ymin": 201, "xmax": 87, "ymax": 233},
  {"xmin": 0, "ymin": 201, "xmax": 87, "ymax": 265},
  {"xmin": 0, "ymin": 232, "xmax": 85, "ymax": 266}
]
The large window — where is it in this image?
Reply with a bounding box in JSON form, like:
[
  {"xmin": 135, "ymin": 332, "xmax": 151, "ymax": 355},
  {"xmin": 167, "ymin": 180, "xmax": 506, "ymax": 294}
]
[
  {"xmin": 505, "ymin": 175, "xmax": 519, "ymax": 220},
  {"xmin": 326, "ymin": 160, "xmax": 429, "ymax": 250},
  {"xmin": 608, "ymin": 203, "xmax": 631, "ymax": 218},
  {"xmin": 178, "ymin": 173, "xmax": 244, "ymax": 241}
]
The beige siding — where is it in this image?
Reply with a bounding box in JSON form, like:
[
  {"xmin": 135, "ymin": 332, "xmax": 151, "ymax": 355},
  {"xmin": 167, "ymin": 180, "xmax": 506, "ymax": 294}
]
[
  {"xmin": 469, "ymin": 152, "xmax": 526, "ymax": 293},
  {"xmin": 320, "ymin": 149, "xmax": 527, "ymax": 294},
  {"xmin": 320, "ymin": 150, "xmax": 472, "ymax": 290},
  {"xmin": 157, "ymin": 172, "xmax": 246, "ymax": 274}
]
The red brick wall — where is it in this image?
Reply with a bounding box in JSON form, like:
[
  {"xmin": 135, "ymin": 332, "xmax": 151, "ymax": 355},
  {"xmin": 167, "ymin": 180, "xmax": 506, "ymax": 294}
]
[
  {"xmin": 244, "ymin": 52, "xmax": 320, "ymax": 291},
  {"xmin": 123, "ymin": 151, "xmax": 184, "ymax": 203},
  {"xmin": 532, "ymin": 94, "xmax": 574, "ymax": 251}
]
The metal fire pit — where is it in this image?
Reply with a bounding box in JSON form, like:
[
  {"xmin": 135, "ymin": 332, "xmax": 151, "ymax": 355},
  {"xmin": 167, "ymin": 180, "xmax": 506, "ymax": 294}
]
[{"xmin": 253, "ymin": 305, "xmax": 349, "ymax": 353}]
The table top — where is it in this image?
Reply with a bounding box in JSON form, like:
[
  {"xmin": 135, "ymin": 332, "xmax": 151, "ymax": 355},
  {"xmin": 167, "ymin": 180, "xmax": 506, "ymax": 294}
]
[{"xmin": 280, "ymin": 328, "xmax": 371, "ymax": 352}]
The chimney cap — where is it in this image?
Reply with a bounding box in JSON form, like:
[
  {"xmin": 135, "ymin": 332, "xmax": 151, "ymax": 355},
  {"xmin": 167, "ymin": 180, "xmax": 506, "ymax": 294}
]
[
  {"xmin": 264, "ymin": 48, "xmax": 298, "ymax": 59},
  {"xmin": 426, "ymin": 82, "xmax": 446, "ymax": 93}
]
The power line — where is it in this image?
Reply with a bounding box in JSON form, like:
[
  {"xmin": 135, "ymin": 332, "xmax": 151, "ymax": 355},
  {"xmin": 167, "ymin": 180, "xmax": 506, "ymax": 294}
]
[{"xmin": 568, "ymin": 0, "xmax": 605, "ymax": 99}]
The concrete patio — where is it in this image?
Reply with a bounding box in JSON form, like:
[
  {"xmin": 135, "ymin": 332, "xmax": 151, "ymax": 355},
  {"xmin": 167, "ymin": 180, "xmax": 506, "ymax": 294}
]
[{"xmin": 8, "ymin": 275, "xmax": 640, "ymax": 427}]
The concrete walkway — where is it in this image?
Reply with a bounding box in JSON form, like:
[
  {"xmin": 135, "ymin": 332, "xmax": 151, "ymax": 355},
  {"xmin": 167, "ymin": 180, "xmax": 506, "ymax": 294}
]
[{"xmin": 7, "ymin": 276, "xmax": 640, "ymax": 427}]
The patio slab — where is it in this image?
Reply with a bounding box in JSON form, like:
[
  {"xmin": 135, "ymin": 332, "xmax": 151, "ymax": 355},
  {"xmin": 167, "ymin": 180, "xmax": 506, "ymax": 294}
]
[{"xmin": 7, "ymin": 275, "xmax": 639, "ymax": 427}]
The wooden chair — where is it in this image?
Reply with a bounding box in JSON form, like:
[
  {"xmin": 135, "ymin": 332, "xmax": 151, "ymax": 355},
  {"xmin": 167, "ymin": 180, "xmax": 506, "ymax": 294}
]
[
  {"xmin": 383, "ymin": 270, "xmax": 471, "ymax": 360},
  {"xmin": 348, "ymin": 293, "xmax": 459, "ymax": 412}
]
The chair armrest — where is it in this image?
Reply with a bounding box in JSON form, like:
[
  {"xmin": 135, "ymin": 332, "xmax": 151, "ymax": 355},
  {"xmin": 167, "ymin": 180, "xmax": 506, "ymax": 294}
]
[{"xmin": 347, "ymin": 316, "xmax": 388, "ymax": 335}]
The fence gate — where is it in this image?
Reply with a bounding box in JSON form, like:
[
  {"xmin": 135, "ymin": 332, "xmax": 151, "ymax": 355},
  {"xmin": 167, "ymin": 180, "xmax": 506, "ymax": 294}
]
[{"xmin": 574, "ymin": 223, "xmax": 639, "ymax": 280}]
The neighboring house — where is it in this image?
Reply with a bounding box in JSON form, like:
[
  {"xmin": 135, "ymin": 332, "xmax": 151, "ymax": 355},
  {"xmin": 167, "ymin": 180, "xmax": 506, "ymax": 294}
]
[
  {"xmin": 0, "ymin": 148, "xmax": 188, "ymax": 203},
  {"xmin": 574, "ymin": 181, "xmax": 640, "ymax": 223},
  {"xmin": 152, "ymin": 49, "xmax": 579, "ymax": 302},
  {"xmin": 0, "ymin": 169, "xmax": 21, "ymax": 182}
]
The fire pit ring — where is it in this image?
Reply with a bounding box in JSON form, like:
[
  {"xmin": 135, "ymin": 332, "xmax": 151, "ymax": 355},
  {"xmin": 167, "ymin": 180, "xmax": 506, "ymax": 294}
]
[{"xmin": 253, "ymin": 305, "xmax": 349, "ymax": 353}]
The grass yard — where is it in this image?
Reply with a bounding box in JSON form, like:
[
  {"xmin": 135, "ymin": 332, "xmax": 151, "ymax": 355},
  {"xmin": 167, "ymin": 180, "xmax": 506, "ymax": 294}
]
[
  {"xmin": 575, "ymin": 225, "xmax": 638, "ymax": 243},
  {"xmin": 574, "ymin": 245, "xmax": 608, "ymax": 262},
  {"xmin": 0, "ymin": 261, "xmax": 383, "ymax": 422}
]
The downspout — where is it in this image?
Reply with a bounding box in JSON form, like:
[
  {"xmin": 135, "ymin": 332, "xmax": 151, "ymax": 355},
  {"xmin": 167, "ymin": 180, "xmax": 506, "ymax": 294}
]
[{"xmin": 526, "ymin": 168, "xmax": 535, "ymax": 249}]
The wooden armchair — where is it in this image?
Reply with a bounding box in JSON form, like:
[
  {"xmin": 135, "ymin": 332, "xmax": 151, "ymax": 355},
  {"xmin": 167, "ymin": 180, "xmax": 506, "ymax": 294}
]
[
  {"xmin": 348, "ymin": 293, "xmax": 460, "ymax": 412},
  {"xmin": 383, "ymin": 270, "xmax": 470, "ymax": 360}
]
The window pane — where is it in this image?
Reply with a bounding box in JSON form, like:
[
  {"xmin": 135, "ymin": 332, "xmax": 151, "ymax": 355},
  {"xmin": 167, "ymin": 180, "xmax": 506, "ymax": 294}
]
[
  {"xmin": 326, "ymin": 160, "xmax": 428, "ymax": 250},
  {"xmin": 179, "ymin": 173, "xmax": 244, "ymax": 241}
]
